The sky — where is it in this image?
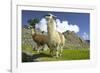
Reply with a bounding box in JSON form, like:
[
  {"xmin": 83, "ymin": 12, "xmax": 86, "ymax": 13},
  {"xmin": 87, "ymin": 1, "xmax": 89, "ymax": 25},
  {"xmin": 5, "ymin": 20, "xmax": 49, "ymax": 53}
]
[{"xmin": 22, "ymin": 10, "xmax": 90, "ymax": 40}]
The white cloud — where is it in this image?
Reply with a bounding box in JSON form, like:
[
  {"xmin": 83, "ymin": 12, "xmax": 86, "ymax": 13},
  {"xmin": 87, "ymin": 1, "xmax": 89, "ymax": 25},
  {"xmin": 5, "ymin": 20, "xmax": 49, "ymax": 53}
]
[
  {"xmin": 82, "ymin": 32, "xmax": 89, "ymax": 40},
  {"xmin": 35, "ymin": 18, "xmax": 80, "ymax": 33},
  {"xmin": 69, "ymin": 24, "xmax": 80, "ymax": 33},
  {"xmin": 35, "ymin": 18, "xmax": 47, "ymax": 32},
  {"xmin": 56, "ymin": 19, "xmax": 69, "ymax": 33}
]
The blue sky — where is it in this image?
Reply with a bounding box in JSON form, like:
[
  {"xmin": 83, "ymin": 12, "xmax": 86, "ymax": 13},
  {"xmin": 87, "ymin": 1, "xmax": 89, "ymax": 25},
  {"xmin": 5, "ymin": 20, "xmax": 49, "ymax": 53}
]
[{"xmin": 22, "ymin": 10, "xmax": 90, "ymax": 40}]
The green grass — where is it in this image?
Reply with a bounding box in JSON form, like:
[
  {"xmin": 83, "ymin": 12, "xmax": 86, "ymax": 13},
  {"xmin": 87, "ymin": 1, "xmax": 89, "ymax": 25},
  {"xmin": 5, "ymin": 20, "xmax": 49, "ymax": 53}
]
[
  {"xmin": 35, "ymin": 49, "xmax": 90, "ymax": 61},
  {"xmin": 22, "ymin": 44, "xmax": 90, "ymax": 62},
  {"xmin": 61, "ymin": 49, "xmax": 90, "ymax": 60}
]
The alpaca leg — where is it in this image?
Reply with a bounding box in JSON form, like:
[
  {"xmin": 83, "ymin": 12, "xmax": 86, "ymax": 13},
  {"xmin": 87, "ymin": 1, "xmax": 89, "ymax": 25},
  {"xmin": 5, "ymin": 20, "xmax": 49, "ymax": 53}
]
[
  {"xmin": 40, "ymin": 46, "xmax": 44, "ymax": 52},
  {"xmin": 42, "ymin": 45, "xmax": 45, "ymax": 51},
  {"xmin": 50, "ymin": 49, "xmax": 54, "ymax": 56},
  {"xmin": 37, "ymin": 46, "xmax": 41, "ymax": 53},
  {"xmin": 33, "ymin": 45, "xmax": 37, "ymax": 51},
  {"xmin": 56, "ymin": 51, "xmax": 59, "ymax": 58},
  {"xmin": 56, "ymin": 46, "xmax": 60, "ymax": 58},
  {"xmin": 39, "ymin": 45, "xmax": 46, "ymax": 53},
  {"xmin": 37, "ymin": 47, "xmax": 40, "ymax": 53},
  {"xmin": 59, "ymin": 47, "xmax": 63, "ymax": 57},
  {"xmin": 43, "ymin": 44, "xmax": 48, "ymax": 51}
]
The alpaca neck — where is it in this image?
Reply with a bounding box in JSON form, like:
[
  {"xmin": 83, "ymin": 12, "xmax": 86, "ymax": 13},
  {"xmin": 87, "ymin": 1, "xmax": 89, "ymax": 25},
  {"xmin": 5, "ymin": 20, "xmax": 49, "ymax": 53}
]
[
  {"xmin": 31, "ymin": 28, "xmax": 35, "ymax": 35},
  {"xmin": 47, "ymin": 19, "xmax": 56, "ymax": 38}
]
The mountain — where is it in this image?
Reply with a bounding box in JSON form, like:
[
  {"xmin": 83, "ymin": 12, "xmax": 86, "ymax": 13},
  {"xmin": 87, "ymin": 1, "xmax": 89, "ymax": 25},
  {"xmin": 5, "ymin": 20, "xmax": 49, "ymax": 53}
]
[
  {"xmin": 63, "ymin": 30, "xmax": 90, "ymax": 49},
  {"xmin": 22, "ymin": 27, "xmax": 90, "ymax": 50}
]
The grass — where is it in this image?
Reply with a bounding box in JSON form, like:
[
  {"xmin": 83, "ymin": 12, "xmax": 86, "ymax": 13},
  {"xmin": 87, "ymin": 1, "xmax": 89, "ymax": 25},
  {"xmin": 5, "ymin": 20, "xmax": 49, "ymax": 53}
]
[{"xmin": 22, "ymin": 44, "xmax": 90, "ymax": 62}]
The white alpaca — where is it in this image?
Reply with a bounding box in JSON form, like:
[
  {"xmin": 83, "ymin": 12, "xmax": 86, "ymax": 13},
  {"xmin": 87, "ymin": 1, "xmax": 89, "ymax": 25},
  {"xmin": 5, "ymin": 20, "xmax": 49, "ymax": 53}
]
[{"xmin": 45, "ymin": 13, "xmax": 65, "ymax": 58}]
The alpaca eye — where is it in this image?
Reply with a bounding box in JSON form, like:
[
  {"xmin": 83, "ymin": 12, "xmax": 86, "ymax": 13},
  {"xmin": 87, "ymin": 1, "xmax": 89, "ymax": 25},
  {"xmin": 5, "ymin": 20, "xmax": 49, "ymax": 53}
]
[{"xmin": 46, "ymin": 14, "xmax": 50, "ymax": 16}]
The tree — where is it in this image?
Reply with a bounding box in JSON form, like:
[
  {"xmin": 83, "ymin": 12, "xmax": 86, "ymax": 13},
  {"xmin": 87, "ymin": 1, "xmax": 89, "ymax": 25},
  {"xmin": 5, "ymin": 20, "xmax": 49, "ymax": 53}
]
[{"xmin": 28, "ymin": 18, "xmax": 39, "ymax": 28}]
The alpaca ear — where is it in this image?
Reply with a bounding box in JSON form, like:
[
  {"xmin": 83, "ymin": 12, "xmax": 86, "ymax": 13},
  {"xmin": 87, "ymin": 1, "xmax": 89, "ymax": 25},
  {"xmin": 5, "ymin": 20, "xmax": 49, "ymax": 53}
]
[{"xmin": 53, "ymin": 16, "xmax": 57, "ymax": 20}]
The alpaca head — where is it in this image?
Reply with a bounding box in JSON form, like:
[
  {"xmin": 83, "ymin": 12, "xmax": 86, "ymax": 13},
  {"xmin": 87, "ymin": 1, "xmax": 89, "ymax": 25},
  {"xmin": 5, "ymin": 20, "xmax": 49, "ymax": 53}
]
[{"xmin": 45, "ymin": 13, "xmax": 57, "ymax": 21}]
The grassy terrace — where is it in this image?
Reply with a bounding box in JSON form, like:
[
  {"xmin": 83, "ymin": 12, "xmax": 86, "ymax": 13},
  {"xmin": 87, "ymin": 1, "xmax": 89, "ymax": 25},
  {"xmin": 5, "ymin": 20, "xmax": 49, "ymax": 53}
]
[{"xmin": 22, "ymin": 44, "xmax": 90, "ymax": 62}]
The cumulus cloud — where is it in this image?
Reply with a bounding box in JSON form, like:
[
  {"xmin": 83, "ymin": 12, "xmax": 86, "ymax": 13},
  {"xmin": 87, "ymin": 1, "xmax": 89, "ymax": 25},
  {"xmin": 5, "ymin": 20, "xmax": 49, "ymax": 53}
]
[
  {"xmin": 35, "ymin": 18, "xmax": 47, "ymax": 32},
  {"xmin": 35, "ymin": 18, "xmax": 80, "ymax": 33},
  {"xmin": 69, "ymin": 24, "xmax": 79, "ymax": 33},
  {"xmin": 56, "ymin": 19, "xmax": 79, "ymax": 33},
  {"xmin": 82, "ymin": 32, "xmax": 89, "ymax": 40},
  {"xmin": 56, "ymin": 19, "xmax": 69, "ymax": 33}
]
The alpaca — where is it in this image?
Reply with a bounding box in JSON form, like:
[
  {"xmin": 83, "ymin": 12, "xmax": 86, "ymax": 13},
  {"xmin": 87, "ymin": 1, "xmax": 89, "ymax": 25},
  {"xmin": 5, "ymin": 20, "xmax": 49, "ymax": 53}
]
[
  {"xmin": 31, "ymin": 28, "xmax": 48, "ymax": 53},
  {"xmin": 45, "ymin": 13, "xmax": 65, "ymax": 58}
]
